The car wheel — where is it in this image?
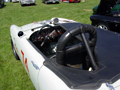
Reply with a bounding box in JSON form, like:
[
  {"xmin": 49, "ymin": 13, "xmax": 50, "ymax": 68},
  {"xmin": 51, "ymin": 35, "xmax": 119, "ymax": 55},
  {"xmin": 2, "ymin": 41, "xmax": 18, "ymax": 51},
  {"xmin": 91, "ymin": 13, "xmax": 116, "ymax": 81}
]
[
  {"xmin": 97, "ymin": 23, "xmax": 110, "ymax": 30},
  {"xmin": 0, "ymin": 4, "xmax": 2, "ymax": 8},
  {"xmin": 21, "ymin": 3, "xmax": 24, "ymax": 6},
  {"xmin": 20, "ymin": 1, "xmax": 24, "ymax": 6},
  {"xmin": 2, "ymin": 1, "xmax": 4, "ymax": 7},
  {"xmin": 32, "ymin": 1, "xmax": 36, "ymax": 5},
  {"xmin": 45, "ymin": 1, "xmax": 48, "ymax": 4},
  {"xmin": 67, "ymin": 0, "xmax": 70, "ymax": 3},
  {"xmin": 11, "ymin": 39, "xmax": 20, "ymax": 60}
]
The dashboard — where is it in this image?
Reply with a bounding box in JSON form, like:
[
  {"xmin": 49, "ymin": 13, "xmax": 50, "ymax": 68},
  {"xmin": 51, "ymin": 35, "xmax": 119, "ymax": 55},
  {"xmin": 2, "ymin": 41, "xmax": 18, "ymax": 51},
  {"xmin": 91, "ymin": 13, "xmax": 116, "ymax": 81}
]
[{"xmin": 29, "ymin": 25, "xmax": 65, "ymax": 55}]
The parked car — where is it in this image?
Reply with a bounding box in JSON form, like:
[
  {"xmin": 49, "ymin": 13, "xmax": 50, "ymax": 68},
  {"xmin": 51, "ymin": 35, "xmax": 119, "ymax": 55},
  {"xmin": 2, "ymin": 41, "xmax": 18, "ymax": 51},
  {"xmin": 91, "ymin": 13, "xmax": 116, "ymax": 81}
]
[
  {"xmin": 12, "ymin": 0, "xmax": 19, "ymax": 2},
  {"xmin": 90, "ymin": 12, "xmax": 120, "ymax": 33},
  {"xmin": 41, "ymin": 0, "xmax": 59, "ymax": 4},
  {"xmin": 0, "ymin": 0, "xmax": 4, "ymax": 8},
  {"xmin": 93, "ymin": 0, "xmax": 120, "ymax": 15},
  {"xmin": 62, "ymin": 0, "xmax": 80, "ymax": 3},
  {"xmin": 90, "ymin": 0, "xmax": 120, "ymax": 33},
  {"xmin": 20, "ymin": 0, "xmax": 35, "ymax": 6},
  {"xmin": 10, "ymin": 18, "xmax": 120, "ymax": 90}
]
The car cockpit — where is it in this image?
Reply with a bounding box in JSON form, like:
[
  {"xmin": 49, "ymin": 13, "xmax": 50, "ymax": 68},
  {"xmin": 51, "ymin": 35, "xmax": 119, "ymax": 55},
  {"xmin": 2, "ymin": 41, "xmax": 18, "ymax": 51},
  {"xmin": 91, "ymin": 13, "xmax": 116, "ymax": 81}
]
[{"xmin": 29, "ymin": 20, "xmax": 98, "ymax": 71}]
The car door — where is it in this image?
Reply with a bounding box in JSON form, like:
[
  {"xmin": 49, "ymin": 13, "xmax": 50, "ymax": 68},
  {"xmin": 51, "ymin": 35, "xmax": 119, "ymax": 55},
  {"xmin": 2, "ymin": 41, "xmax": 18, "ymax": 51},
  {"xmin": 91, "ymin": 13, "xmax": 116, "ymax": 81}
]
[{"xmin": 12, "ymin": 29, "xmax": 45, "ymax": 89}]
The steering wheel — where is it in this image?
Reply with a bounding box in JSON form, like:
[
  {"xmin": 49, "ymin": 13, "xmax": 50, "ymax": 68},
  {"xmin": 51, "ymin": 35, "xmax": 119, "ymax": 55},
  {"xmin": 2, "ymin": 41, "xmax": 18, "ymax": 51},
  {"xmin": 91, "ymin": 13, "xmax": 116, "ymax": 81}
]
[
  {"xmin": 30, "ymin": 24, "xmax": 53, "ymax": 43},
  {"xmin": 56, "ymin": 24, "xmax": 98, "ymax": 70},
  {"xmin": 37, "ymin": 24, "xmax": 61, "ymax": 47},
  {"xmin": 35, "ymin": 24, "xmax": 53, "ymax": 46}
]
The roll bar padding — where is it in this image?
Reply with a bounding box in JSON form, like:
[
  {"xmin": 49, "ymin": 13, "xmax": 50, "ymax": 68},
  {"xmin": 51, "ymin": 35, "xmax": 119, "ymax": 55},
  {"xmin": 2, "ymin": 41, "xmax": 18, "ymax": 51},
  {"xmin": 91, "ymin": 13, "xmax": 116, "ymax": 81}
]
[{"xmin": 56, "ymin": 24, "xmax": 97, "ymax": 65}]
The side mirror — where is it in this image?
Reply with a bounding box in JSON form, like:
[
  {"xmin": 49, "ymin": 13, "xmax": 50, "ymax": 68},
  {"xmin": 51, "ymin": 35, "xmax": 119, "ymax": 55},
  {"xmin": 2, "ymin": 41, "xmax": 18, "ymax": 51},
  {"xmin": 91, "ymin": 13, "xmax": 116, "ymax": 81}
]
[{"xmin": 18, "ymin": 31, "xmax": 24, "ymax": 37}]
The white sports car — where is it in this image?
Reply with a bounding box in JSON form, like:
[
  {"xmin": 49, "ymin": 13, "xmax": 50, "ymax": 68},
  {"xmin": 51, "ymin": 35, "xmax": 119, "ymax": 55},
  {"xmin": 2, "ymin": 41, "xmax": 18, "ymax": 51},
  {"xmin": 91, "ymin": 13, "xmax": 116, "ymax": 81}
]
[{"xmin": 10, "ymin": 18, "xmax": 120, "ymax": 90}]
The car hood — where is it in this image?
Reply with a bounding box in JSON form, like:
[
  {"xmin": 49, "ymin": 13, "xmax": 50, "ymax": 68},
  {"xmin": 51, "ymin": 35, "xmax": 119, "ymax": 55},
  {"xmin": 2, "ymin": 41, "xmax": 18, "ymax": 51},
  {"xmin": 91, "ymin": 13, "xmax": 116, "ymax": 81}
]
[
  {"xmin": 20, "ymin": 18, "xmax": 76, "ymax": 32},
  {"xmin": 20, "ymin": 22, "xmax": 44, "ymax": 31}
]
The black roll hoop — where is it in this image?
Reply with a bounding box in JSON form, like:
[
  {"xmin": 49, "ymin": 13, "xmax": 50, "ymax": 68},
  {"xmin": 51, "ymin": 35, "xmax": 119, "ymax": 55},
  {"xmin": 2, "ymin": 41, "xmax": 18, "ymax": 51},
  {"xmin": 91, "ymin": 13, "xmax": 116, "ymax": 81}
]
[{"xmin": 56, "ymin": 24, "xmax": 98, "ymax": 70}]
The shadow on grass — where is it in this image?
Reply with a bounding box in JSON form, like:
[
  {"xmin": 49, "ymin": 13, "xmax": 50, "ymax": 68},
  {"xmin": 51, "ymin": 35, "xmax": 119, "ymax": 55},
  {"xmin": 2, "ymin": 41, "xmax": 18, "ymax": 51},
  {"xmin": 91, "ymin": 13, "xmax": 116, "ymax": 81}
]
[
  {"xmin": 42, "ymin": 2, "xmax": 60, "ymax": 5},
  {"xmin": 21, "ymin": 4, "xmax": 37, "ymax": 7}
]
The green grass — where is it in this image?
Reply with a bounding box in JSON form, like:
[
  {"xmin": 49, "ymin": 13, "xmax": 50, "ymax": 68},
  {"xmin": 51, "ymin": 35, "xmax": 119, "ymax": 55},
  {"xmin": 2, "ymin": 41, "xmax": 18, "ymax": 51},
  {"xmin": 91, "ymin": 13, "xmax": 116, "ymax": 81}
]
[{"xmin": 0, "ymin": 0, "xmax": 100, "ymax": 90}]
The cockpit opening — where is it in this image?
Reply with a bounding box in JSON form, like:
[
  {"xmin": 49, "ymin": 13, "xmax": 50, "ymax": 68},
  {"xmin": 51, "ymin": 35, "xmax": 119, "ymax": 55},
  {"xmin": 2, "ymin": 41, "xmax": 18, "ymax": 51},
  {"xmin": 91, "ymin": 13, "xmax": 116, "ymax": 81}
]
[{"xmin": 29, "ymin": 24, "xmax": 98, "ymax": 71}]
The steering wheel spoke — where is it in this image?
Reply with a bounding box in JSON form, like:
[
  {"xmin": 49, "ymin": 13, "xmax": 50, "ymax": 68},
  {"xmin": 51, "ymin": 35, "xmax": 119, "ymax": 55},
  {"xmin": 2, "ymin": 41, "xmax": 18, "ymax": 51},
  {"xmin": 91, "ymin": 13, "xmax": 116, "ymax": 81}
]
[{"xmin": 40, "ymin": 35, "xmax": 51, "ymax": 46}]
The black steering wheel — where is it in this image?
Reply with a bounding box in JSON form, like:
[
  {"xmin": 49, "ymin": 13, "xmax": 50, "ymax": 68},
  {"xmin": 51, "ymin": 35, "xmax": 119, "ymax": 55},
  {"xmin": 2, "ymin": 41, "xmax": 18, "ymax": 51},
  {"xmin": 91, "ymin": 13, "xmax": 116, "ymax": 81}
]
[
  {"xmin": 56, "ymin": 24, "xmax": 98, "ymax": 70},
  {"xmin": 30, "ymin": 24, "xmax": 53, "ymax": 43},
  {"xmin": 38, "ymin": 24, "xmax": 60, "ymax": 47}
]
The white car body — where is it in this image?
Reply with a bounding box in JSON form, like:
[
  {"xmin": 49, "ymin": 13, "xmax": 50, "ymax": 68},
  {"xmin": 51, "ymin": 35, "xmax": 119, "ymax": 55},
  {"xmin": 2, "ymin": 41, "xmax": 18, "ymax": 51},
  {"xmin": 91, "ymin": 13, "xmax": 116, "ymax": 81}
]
[
  {"xmin": 20, "ymin": 0, "xmax": 35, "ymax": 6},
  {"xmin": 10, "ymin": 18, "xmax": 120, "ymax": 90}
]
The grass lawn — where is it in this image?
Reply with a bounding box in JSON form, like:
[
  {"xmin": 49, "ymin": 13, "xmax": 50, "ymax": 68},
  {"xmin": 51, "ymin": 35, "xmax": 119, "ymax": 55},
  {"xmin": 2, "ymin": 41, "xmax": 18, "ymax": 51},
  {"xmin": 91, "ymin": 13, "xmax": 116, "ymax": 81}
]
[{"xmin": 0, "ymin": 0, "xmax": 100, "ymax": 89}]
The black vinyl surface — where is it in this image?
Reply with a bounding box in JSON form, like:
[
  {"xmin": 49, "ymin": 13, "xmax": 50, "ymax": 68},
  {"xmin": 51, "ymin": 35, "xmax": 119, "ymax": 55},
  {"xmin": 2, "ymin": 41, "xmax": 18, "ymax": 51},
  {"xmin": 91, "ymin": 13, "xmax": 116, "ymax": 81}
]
[{"xmin": 44, "ymin": 23, "xmax": 120, "ymax": 89}]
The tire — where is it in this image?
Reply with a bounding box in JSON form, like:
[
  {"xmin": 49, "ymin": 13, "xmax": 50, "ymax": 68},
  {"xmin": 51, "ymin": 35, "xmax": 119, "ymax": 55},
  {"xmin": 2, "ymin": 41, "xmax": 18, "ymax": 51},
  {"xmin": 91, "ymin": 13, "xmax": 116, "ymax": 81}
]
[
  {"xmin": 45, "ymin": 1, "xmax": 48, "ymax": 4},
  {"xmin": 11, "ymin": 39, "xmax": 20, "ymax": 60},
  {"xmin": 33, "ymin": 3, "xmax": 36, "ymax": 5},
  {"xmin": 56, "ymin": 2, "xmax": 59, "ymax": 4},
  {"xmin": 20, "ymin": 1, "xmax": 24, "ymax": 6},
  {"xmin": 2, "ymin": 1, "xmax": 4, "ymax": 7},
  {"xmin": 21, "ymin": 3, "xmax": 23, "ymax": 6},
  {"xmin": 0, "ymin": 5, "xmax": 2, "ymax": 8},
  {"xmin": 97, "ymin": 23, "xmax": 110, "ymax": 30},
  {"xmin": 67, "ymin": 0, "xmax": 70, "ymax": 3}
]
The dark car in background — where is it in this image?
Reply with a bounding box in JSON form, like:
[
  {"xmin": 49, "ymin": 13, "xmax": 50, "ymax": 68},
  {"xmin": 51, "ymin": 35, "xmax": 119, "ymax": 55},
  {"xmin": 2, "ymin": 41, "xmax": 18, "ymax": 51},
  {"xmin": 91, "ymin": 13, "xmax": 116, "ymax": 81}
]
[
  {"xmin": 0, "ymin": 0, "xmax": 4, "ymax": 8},
  {"xmin": 41, "ymin": 0, "xmax": 59, "ymax": 4},
  {"xmin": 90, "ymin": 0, "xmax": 120, "ymax": 33},
  {"xmin": 93, "ymin": 0, "xmax": 120, "ymax": 15}
]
